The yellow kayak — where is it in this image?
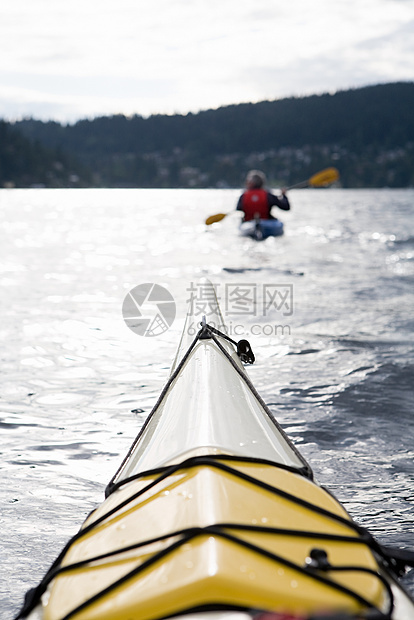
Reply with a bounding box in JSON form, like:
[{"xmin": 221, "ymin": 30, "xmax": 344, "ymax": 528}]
[{"xmin": 18, "ymin": 280, "xmax": 414, "ymax": 620}]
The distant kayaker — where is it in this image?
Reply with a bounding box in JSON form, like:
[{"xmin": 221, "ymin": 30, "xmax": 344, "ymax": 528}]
[{"xmin": 236, "ymin": 170, "xmax": 290, "ymax": 221}]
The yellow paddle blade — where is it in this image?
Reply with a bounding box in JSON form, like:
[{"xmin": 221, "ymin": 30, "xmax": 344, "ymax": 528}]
[
  {"xmin": 205, "ymin": 212, "xmax": 228, "ymax": 226},
  {"xmin": 309, "ymin": 167, "xmax": 340, "ymax": 187}
]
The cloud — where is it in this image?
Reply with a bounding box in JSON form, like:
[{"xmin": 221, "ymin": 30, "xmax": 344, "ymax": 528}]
[{"xmin": 0, "ymin": 0, "xmax": 413, "ymax": 121}]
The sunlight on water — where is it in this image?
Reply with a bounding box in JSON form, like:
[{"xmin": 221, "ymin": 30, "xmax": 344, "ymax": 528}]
[{"xmin": 1, "ymin": 187, "xmax": 413, "ymax": 616}]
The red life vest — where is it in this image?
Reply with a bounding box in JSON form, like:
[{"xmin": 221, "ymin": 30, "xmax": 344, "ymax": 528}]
[{"xmin": 241, "ymin": 189, "xmax": 269, "ymax": 221}]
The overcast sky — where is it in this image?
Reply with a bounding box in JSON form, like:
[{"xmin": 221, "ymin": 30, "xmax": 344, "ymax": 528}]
[{"xmin": 1, "ymin": 0, "xmax": 413, "ymax": 123}]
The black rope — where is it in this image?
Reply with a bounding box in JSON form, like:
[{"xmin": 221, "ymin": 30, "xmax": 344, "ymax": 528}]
[
  {"xmin": 200, "ymin": 322, "xmax": 255, "ymax": 364},
  {"xmin": 18, "ymin": 523, "xmax": 378, "ymax": 588},
  {"xmin": 107, "ymin": 321, "xmax": 311, "ymax": 496},
  {"xmin": 16, "ymin": 459, "xmax": 194, "ymax": 619},
  {"xmin": 379, "ymin": 545, "xmax": 414, "ymax": 577},
  {"xmin": 16, "ymin": 455, "xmax": 396, "ymax": 619},
  {"xmin": 24, "ymin": 524, "xmax": 393, "ymax": 620},
  {"xmin": 203, "ymin": 326, "xmax": 311, "ymax": 475},
  {"xmin": 58, "ymin": 530, "xmax": 200, "ymax": 620},
  {"xmin": 107, "ymin": 454, "xmax": 310, "ymax": 497},
  {"xmin": 216, "ymin": 528, "xmax": 392, "ymax": 615},
  {"xmin": 107, "ymin": 325, "xmax": 206, "ymax": 491},
  {"xmin": 105, "ymin": 456, "xmax": 372, "ymax": 545},
  {"xmin": 15, "ymin": 322, "xmax": 412, "ymax": 618},
  {"xmin": 317, "ymin": 565, "xmax": 394, "ymax": 611}
]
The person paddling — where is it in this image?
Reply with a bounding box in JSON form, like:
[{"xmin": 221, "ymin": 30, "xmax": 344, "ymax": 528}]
[{"xmin": 236, "ymin": 170, "xmax": 290, "ymax": 221}]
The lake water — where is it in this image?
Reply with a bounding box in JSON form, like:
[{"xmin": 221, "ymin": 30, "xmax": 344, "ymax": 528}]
[{"xmin": 1, "ymin": 187, "xmax": 413, "ymax": 618}]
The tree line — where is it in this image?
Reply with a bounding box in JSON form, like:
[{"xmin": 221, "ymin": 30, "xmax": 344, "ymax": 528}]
[
  {"xmin": 0, "ymin": 121, "xmax": 91, "ymax": 188},
  {"xmin": 2, "ymin": 81, "xmax": 414, "ymax": 188}
]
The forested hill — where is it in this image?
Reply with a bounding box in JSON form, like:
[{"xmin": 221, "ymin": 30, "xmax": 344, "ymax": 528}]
[
  {"xmin": 5, "ymin": 81, "xmax": 414, "ymax": 188},
  {"xmin": 0, "ymin": 120, "xmax": 91, "ymax": 188}
]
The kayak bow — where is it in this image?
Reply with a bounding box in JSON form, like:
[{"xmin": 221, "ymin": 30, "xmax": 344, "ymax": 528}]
[{"xmin": 19, "ymin": 280, "xmax": 414, "ymax": 620}]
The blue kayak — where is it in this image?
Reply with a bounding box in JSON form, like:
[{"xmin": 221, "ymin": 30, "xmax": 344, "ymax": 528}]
[{"xmin": 239, "ymin": 218, "xmax": 284, "ymax": 240}]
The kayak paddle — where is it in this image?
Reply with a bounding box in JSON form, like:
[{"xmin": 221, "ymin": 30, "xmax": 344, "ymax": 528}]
[
  {"xmin": 205, "ymin": 167, "xmax": 340, "ymax": 225},
  {"xmin": 287, "ymin": 166, "xmax": 340, "ymax": 189}
]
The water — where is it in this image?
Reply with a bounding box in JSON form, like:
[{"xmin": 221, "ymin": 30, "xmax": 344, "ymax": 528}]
[{"xmin": 0, "ymin": 188, "xmax": 413, "ymax": 618}]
